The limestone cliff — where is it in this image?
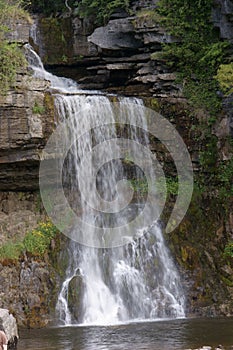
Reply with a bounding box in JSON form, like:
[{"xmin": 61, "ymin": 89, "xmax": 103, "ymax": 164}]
[
  {"xmin": 0, "ymin": 0, "xmax": 232, "ymax": 326},
  {"xmin": 31, "ymin": 0, "xmax": 233, "ymax": 317},
  {"xmin": 0, "ymin": 19, "xmax": 62, "ymax": 328}
]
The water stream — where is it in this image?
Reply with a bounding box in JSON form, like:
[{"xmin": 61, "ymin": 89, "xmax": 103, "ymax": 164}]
[{"xmin": 25, "ymin": 43, "xmax": 185, "ymax": 326}]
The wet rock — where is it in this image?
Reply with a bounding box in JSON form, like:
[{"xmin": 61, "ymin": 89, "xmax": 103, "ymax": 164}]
[
  {"xmin": 0, "ymin": 309, "xmax": 18, "ymax": 349},
  {"xmin": 67, "ymin": 274, "xmax": 84, "ymax": 322}
]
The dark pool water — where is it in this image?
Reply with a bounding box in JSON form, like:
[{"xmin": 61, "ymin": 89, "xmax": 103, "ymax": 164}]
[{"xmin": 18, "ymin": 318, "xmax": 233, "ymax": 350}]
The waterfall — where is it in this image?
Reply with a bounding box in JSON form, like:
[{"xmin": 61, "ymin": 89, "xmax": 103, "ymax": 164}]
[{"xmin": 25, "ymin": 43, "xmax": 185, "ymax": 325}]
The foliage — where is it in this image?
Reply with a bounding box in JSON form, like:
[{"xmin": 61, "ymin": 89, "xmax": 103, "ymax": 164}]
[
  {"xmin": 76, "ymin": 0, "xmax": 130, "ymax": 25},
  {"xmin": 157, "ymin": 0, "xmax": 213, "ymax": 39},
  {"xmin": 23, "ymin": 220, "xmax": 57, "ymax": 256},
  {"xmin": 196, "ymin": 145, "xmax": 233, "ymax": 200},
  {"xmin": 0, "ymin": 0, "xmax": 29, "ymax": 94},
  {"xmin": 32, "ymin": 101, "xmax": 45, "ymax": 114},
  {"xmin": 0, "ymin": 241, "xmax": 24, "ymax": 260},
  {"xmin": 135, "ymin": 9, "xmax": 161, "ymax": 23},
  {"xmin": 0, "ymin": 0, "xmax": 31, "ymax": 27},
  {"xmin": 0, "ymin": 220, "xmax": 58, "ymax": 261},
  {"xmin": 154, "ymin": 0, "xmax": 233, "ymax": 207},
  {"xmin": 26, "ymin": 0, "xmax": 130, "ymax": 22},
  {"xmin": 24, "ymin": 0, "xmax": 74, "ymax": 15},
  {"xmin": 156, "ymin": 0, "xmax": 229, "ymax": 115},
  {"xmin": 199, "ymin": 135, "xmax": 218, "ymax": 170},
  {"xmin": 224, "ymin": 241, "xmax": 233, "ymax": 258},
  {"xmin": 215, "ymin": 63, "xmax": 233, "ymax": 96},
  {"xmin": 217, "ymin": 158, "xmax": 233, "ymax": 198},
  {"xmin": 0, "ymin": 42, "xmax": 27, "ymax": 94},
  {"xmin": 183, "ymin": 79, "xmax": 221, "ymax": 117},
  {"xmin": 130, "ymin": 178, "xmax": 148, "ymax": 195},
  {"xmin": 129, "ymin": 176, "xmax": 188, "ymax": 197}
]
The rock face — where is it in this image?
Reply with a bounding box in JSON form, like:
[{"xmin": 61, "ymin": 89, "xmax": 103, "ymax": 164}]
[
  {"xmin": 0, "ymin": 15, "xmax": 64, "ymax": 329},
  {"xmin": 88, "ymin": 18, "xmax": 142, "ymax": 50},
  {"xmin": 34, "ymin": 1, "xmax": 233, "ymax": 97},
  {"xmin": 0, "ymin": 309, "xmax": 18, "ymax": 349},
  {"xmin": 0, "ymin": 191, "xmax": 65, "ymax": 329},
  {"xmin": 0, "ymin": 256, "xmax": 61, "ymax": 328},
  {"xmin": 0, "ymin": 72, "xmax": 55, "ymax": 191},
  {"xmin": 34, "ymin": 3, "xmax": 179, "ymax": 97},
  {"xmin": 0, "ymin": 0, "xmax": 232, "ymax": 327},
  {"xmin": 4, "ymin": 18, "xmax": 31, "ymax": 44},
  {"xmin": 0, "ymin": 192, "xmax": 43, "ymax": 247},
  {"xmin": 0, "ymin": 16, "xmax": 56, "ymax": 192},
  {"xmin": 212, "ymin": 0, "xmax": 233, "ymax": 42},
  {"xmin": 0, "ymin": 193, "xmax": 67, "ymax": 329},
  {"xmin": 222, "ymin": 94, "xmax": 233, "ymax": 136}
]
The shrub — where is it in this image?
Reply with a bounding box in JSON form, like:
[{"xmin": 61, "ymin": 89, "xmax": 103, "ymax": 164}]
[
  {"xmin": 23, "ymin": 220, "xmax": 57, "ymax": 256},
  {"xmin": 0, "ymin": 41, "xmax": 27, "ymax": 94},
  {"xmin": 0, "ymin": 0, "xmax": 29, "ymax": 94},
  {"xmin": 32, "ymin": 101, "xmax": 46, "ymax": 114},
  {"xmin": 25, "ymin": 0, "xmax": 78, "ymax": 15},
  {"xmin": 215, "ymin": 63, "xmax": 233, "ymax": 95},
  {"xmin": 224, "ymin": 241, "xmax": 233, "ymax": 258},
  {"xmin": 0, "ymin": 241, "xmax": 24, "ymax": 260},
  {"xmin": 156, "ymin": 0, "xmax": 229, "ymax": 114},
  {"xmin": 77, "ymin": 0, "xmax": 130, "ymax": 25},
  {"xmin": 0, "ymin": 220, "xmax": 58, "ymax": 261}
]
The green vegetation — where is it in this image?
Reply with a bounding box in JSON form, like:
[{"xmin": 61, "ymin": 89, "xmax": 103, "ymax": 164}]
[
  {"xmin": 0, "ymin": 0, "xmax": 31, "ymax": 24},
  {"xmin": 154, "ymin": 0, "xmax": 233, "ymax": 212},
  {"xmin": 32, "ymin": 101, "xmax": 46, "ymax": 114},
  {"xmin": 134, "ymin": 9, "xmax": 160, "ymax": 23},
  {"xmin": 129, "ymin": 176, "xmax": 191, "ymax": 197},
  {"xmin": 0, "ymin": 241, "xmax": 24, "ymax": 260},
  {"xmin": 0, "ymin": 220, "xmax": 58, "ymax": 261},
  {"xmin": 0, "ymin": 41, "xmax": 27, "ymax": 94},
  {"xmin": 224, "ymin": 241, "xmax": 233, "ymax": 259},
  {"xmin": 23, "ymin": 220, "xmax": 57, "ymax": 255},
  {"xmin": 217, "ymin": 158, "xmax": 233, "ymax": 199},
  {"xmin": 25, "ymin": 0, "xmax": 74, "ymax": 15},
  {"xmin": 199, "ymin": 134, "xmax": 218, "ymax": 170},
  {"xmin": 26, "ymin": 0, "xmax": 130, "ymax": 24},
  {"xmin": 195, "ymin": 137, "xmax": 233, "ymax": 200},
  {"xmin": 130, "ymin": 178, "xmax": 148, "ymax": 195},
  {"xmin": 156, "ymin": 0, "xmax": 229, "ymax": 116},
  {"xmin": 77, "ymin": 0, "xmax": 130, "ymax": 25},
  {"xmin": 215, "ymin": 63, "xmax": 233, "ymax": 96},
  {"xmin": 0, "ymin": 0, "xmax": 29, "ymax": 94}
]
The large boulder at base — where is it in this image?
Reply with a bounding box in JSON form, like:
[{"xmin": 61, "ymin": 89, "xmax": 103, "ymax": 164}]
[{"xmin": 0, "ymin": 309, "xmax": 18, "ymax": 349}]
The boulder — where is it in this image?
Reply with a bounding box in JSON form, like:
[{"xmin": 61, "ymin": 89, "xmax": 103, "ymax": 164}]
[
  {"xmin": 88, "ymin": 18, "xmax": 142, "ymax": 50},
  {"xmin": 0, "ymin": 309, "xmax": 18, "ymax": 349},
  {"xmin": 67, "ymin": 274, "xmax": 84, "ymax": 322}
]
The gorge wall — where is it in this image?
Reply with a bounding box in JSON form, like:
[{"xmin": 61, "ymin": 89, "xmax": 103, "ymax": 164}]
[
  {"xmin": 0, "ymin": 0, "xmax": 232, "ymax": 327},
  {"xmin": 0, "ymin": 19, "xmax": 65, "ymax": 327}
]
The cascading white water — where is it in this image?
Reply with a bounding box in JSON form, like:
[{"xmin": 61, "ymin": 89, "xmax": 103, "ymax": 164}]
[
  {"xmin": 24, "ymin": 44, "xmax": 79, "ymax": 91},
  {"xmin": 25, "ymin": 43, "xmax": 185, "ymax": 326}
]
